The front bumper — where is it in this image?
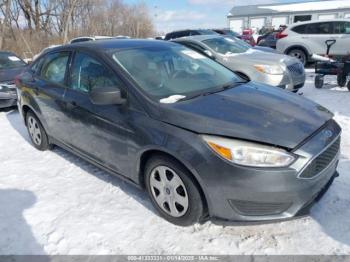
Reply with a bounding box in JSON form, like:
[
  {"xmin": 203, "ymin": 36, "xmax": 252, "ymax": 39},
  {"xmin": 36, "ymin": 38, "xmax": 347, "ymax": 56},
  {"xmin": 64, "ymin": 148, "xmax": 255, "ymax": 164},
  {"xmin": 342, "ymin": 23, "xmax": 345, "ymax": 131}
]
[
  {"xmin": 0, "ymin": 90, "xmax": 17, "ymax": 108},
  {"xmin": 198, "ymin": 120, "xmax": 341, "ymax": 221}
]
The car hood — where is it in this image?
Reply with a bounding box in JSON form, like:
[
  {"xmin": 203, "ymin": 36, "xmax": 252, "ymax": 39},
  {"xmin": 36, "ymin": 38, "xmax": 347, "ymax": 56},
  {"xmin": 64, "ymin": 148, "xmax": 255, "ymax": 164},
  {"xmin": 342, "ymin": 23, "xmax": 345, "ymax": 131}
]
[
  {"xmin": 157, "ymin": 82, "xmax": 333, "ymax": 149},
  {"xmin": 221, "ymin": 49, "xmax": 296, "ymax": 65},
  {"xmin": 0, "ymin": 66, "xmax": 26, "ymax": 83}
]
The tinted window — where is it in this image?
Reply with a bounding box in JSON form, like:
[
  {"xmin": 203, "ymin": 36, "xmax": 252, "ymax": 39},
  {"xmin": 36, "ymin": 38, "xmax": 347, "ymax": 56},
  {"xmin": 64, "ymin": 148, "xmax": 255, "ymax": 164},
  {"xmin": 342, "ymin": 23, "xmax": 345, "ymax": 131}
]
[
  {"xmin": 30, "ymin": 57, "xmax": 45, "ymax": 75},
  {"xmin": 306, "ymin": 22, "xmax": 332, "ymax": 34},
  {"xmin": 70, "ymin": 52, "xmax": 120, "ymax": 93},
  {"xmin": 40, "ymin": 52, "xmax": 69, "ymax": 85},
  {"xmin": 292, "ymin": 25, "xmax": 306, "ymax": 34},
  {"xmin": 333, "ymin": 21, "xmax": 350, "ymax": 34},
  {"xmin": 112, "ymin": 45, "xmax": 240, "ymax": 100}
]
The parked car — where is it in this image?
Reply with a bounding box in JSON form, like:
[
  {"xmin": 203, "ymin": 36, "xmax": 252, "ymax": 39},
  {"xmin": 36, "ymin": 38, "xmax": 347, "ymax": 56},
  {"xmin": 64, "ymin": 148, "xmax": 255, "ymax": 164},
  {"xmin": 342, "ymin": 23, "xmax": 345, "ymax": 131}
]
[
  {"xmin": 17, "ymin": 40, "xmax": 340, "ymax": 226},
  {"xmin": 164, "ymin": 29, "xmax": 218, "ymax": 41},
  {"xmin": 257, "ymin": 31, "xmax": 278, "ymax": 49},
  {"xmin": 213, "ymin": 28, "xmax": 276, "ymax": 53},
  {"xmin": 173, "ymin": 35, "xmax": 305, "ymax": 92},
  {"xmin": 277, "ymin": 19, "xmax": 350, "ymax": 65},
  {"xmin": 0, "ymin": 51, "xmax": 27, "ymax": 108}
]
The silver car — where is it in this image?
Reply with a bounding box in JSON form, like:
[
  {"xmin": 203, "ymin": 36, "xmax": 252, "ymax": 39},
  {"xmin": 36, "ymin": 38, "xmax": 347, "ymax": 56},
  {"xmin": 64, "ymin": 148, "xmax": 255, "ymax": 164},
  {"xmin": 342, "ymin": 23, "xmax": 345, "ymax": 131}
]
[{"xmin": 173, "ymin": 35, "xmax": 305, "ymax": 92}]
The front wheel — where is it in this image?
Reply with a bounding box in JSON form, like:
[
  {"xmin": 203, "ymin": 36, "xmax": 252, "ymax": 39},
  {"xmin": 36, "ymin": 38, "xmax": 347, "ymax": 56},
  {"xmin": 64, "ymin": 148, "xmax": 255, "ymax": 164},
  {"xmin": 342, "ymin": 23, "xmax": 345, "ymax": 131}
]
[
  {"xmin": 145, "ymin": 155, "xmax": 204, "ymax": 226},
  {"xmin": 337, "ymin": 73, "xmax": 347, "ymax": 87},
  {"xmin": 26, "ymin": 111, "xmax": 50, "ymax": 151},
  {"xmin": 288, "ymin": 48, "xmax": 307, "ymax": 66}
]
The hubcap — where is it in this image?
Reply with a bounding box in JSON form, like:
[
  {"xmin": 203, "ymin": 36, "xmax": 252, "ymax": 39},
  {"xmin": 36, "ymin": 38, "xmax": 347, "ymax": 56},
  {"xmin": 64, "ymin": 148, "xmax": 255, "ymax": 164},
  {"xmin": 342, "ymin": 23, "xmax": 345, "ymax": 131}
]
[
  {"xmin": 289, "ymin": 50, "xmax": 305, "ymax": 64},
  {"xmin": 149, "ymin": 166, "xmax": 189, "ymax": 217},
  {"xmin": 27, "ymin": 116, "xmax": 42, "ymax": 146}
]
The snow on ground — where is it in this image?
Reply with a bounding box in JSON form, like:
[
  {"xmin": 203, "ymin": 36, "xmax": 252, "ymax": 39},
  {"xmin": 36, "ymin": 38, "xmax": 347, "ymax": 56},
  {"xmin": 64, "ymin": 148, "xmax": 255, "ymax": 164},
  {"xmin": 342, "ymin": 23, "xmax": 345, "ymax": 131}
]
[{"xmin": 0, "ymin": 70, "xmax": 350, "ymax": 255}]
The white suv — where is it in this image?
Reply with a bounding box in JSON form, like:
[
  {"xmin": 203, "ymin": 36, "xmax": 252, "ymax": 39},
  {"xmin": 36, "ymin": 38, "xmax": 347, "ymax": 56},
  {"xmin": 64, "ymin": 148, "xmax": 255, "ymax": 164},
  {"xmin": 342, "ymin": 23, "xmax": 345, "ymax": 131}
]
[{"xmin": 277, "ymin": 19, "xmax": 350, "ymax": 65}]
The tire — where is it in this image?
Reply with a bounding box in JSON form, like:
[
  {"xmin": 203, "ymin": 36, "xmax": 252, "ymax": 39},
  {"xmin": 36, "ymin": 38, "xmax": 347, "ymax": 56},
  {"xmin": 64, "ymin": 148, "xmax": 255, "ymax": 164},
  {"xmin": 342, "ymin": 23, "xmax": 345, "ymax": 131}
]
[
  {"xmin": 287, "ymin": 48, "xmax": 307, "ymax": 66},
  {"xmin": 347, "ymin": 80, "xmax": 350, "ymax": 91},
  {"xmin": 315, "ymin": 75, "xmax": 324, "ymax": 89},
  {"xmin": 26, "ymin": 111, "xmax": 50, "ymax": 151},
  {"xmin": 337, "ymin": 73, "xmax": 347, "ymax": 87},
  {"xmin": 145, "ymin": 155, "xmax": 204, "ymax": 226}
]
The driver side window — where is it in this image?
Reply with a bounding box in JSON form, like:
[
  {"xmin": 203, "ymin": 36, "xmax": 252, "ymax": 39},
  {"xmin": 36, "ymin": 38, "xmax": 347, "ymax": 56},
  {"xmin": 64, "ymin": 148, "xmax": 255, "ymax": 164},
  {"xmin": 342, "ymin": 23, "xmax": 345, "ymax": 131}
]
[{"xmin": 70, "ymin": 52, "xmax": 121, "ymax": 93}]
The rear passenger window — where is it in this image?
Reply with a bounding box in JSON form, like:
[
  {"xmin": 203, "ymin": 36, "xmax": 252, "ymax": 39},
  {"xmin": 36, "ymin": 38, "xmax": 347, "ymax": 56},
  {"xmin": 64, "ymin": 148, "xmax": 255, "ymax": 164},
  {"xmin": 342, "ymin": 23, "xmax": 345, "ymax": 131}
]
[
  {"xmin": 306, "ymin": 22, "xmax": 332, "ymax": 34},
  {"xmin": 40, "ymin": 52, "xmax": 70, "ymax": 85},
  {"xmin": 333, "ymin": 22, "xmax": 350, "ymax": 34},
  {"xmin": 292, "ymin": 25, "xmax": 306, "ymax": 34}
]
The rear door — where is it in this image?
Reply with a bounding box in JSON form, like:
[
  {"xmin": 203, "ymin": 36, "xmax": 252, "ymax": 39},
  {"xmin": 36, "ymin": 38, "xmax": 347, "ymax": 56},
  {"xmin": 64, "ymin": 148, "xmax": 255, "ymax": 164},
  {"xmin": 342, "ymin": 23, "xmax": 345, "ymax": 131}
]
[
  {"xmin": 305, "ymin": 21, "xmax": 334, "ymax": 55},
  {"xmin": 63, "ymin": 51, "xmax": 131, "ymax": 173},
  {"xmin": 30, "ymin": 51, "xmax": 71, "ymax": 143}
]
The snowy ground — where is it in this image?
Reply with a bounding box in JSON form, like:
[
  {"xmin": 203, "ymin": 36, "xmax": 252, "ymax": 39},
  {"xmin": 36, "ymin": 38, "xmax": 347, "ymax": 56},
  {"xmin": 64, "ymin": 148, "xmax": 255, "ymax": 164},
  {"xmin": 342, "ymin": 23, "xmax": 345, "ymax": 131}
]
[{"xmin": 0, "ymin": 70, "xmax": 350, "ymax": 255}]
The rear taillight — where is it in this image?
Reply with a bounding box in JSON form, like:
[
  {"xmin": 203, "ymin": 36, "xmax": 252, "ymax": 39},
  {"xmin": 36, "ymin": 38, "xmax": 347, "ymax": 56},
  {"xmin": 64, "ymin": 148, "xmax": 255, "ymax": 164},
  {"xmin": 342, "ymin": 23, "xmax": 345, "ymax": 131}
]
[{"xmin": 276, "ymin": 31, "xmax": 288, "ymax": 39}]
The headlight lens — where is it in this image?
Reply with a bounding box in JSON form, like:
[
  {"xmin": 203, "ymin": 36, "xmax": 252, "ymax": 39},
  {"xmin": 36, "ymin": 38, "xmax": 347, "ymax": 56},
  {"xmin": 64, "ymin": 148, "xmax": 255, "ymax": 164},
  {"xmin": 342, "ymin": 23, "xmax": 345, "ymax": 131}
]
[
  {"xmin": 254, "ymin": 64, "xmax": 284, "ymax": 75},
  {"xmin": 202, "ymin": 135, "xmax": 295, "ymax": 167}
]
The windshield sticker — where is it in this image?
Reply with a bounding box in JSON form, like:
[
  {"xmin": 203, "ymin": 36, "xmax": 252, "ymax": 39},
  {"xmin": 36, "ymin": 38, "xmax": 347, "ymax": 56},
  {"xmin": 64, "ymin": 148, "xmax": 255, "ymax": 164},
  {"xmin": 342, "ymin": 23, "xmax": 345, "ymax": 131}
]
[
  {"xmin": 181, "ymin": 50, "xmax": 205, "ymax": 59},
  {"xmin": 8, "ymin": 56, "xmax": 21, "ymax": 61}
]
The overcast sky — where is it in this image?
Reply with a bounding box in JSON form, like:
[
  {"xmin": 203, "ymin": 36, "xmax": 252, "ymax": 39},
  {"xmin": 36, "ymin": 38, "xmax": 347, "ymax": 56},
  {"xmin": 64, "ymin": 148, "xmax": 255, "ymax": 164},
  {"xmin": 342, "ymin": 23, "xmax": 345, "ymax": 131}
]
[{"xmin": 126, "ymin": 0, "xmax": 323, "ymax": 33}]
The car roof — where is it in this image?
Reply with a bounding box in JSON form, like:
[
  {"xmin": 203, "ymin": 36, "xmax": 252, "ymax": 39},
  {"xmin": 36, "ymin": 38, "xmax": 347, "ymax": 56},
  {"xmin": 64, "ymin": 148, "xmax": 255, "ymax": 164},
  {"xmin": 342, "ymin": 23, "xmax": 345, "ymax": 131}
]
[
  {"xmin": 47, "ymin": 39, "xmax": 180, "ymax": 53},
  {"xmin": 0, "ymin": 50, "xmax": 16, "ymax": 55},
  {"xmin": 289, "ymin": 18, "xmax": 350, "ymax": 27},
  {"xmin": 172, "ymin": 34, "xmax": 223, "ymax": 43}
]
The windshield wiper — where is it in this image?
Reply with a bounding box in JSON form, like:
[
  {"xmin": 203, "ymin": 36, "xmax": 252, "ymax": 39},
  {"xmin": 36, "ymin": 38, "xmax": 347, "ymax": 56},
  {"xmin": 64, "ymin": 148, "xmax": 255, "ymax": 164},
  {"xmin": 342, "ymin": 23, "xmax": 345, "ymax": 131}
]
[{"xmin": 182, "ymin": 81, "xmax": 246, "ymax": 101}]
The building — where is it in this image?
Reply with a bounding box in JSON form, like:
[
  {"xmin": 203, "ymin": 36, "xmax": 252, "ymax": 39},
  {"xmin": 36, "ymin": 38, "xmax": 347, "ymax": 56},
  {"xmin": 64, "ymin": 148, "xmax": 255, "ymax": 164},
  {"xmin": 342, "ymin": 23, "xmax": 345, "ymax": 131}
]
[{"xmin": 227, "ymin": 0, "xmax": 350, "ymax": 33}]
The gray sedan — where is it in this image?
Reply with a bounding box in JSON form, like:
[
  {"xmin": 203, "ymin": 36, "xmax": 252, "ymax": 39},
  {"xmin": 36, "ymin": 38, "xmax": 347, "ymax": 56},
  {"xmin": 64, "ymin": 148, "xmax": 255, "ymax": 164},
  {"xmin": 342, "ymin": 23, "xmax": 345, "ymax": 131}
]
[{"xmin": 173, "ymin": 35, "xmax": 305, "ymax": 92}]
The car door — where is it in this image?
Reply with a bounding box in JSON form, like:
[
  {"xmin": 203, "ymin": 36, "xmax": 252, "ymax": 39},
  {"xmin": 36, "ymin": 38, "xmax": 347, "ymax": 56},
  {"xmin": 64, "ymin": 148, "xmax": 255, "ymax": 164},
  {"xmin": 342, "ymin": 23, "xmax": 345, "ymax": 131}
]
[
  {"xmin": 333, "ymin": 21, "xmax": 350, "ymax": 55},
  {"xmin": 27, "ymin": 51, "xmax": 72, "ymax": 143},
  {"xmin": 306, "ymin": 22, "xmax": 334, "ymax": 55},
  {"xmin": 63, "ymin": 51, "xmax": 131, "ymax": 173}
]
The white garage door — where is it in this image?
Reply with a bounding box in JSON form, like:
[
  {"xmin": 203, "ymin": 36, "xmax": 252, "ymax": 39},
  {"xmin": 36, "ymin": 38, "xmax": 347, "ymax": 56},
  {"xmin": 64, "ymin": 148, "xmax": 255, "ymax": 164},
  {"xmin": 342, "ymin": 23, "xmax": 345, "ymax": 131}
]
[
  {"xmin": 229, "ymin": 19, "xmax": 243, "ymax": 33},
  {"xmin": 250, "ymin": 18, "xmax": 266, "ymax": 32},
  {"xmin": 272, "ymin": 16, "xmax": 288, "ymax": 29},
  {"xmin": 318, "ymin": 13, "xmax": 337, "ymax": 20}
]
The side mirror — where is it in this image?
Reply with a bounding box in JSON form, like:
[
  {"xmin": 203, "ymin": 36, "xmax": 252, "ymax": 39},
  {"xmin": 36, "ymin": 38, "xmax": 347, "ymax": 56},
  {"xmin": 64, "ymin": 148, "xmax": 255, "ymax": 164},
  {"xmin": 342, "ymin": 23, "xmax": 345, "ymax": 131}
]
[
  {"xmin": 204, "ymin": 50, "xmax": 215, "ymax": 59},
  {"xmin": 90, "ymin": 86, "xmax": 126, "ymax": 105}
]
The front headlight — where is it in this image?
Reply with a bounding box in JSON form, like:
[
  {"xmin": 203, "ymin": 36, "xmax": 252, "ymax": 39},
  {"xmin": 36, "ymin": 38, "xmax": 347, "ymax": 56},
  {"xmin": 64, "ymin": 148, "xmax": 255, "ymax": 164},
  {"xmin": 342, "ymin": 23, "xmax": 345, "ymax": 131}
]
[
  {"xmin": 254, "ymin": 64, "xmax": 284, "ymax": 75},
  {"xmin": 202, "ymin": 135, "xmax": 296, "ymax": 167}
]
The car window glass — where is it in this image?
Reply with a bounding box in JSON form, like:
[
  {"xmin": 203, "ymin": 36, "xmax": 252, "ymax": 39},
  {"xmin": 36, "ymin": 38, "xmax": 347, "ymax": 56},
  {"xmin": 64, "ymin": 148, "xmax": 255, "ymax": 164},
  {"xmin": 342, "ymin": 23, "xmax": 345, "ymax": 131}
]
[
  {"xmin": 70, "ymin": 52, "xmax": 120, "ymax": 93},
  {"xmin": 31, "ymin": 57, "xmax": 45, "ymax": 75},
  {"xmin": 306, "ymin": 22, "xmax": 332, "ymax": 34},
  {"xmin": 0, "ymin": 53, "xmax": 26, "ymax": 69},
  {"xmin": 40, "ymin": 52, "xmax": 69, "ymax": 85},
  {"xmin": 112, "ymin": 45, "xmax": 240, "ymax": 100},
  {"xmin": 334, "ymin": 22, "xmax": 350, "ymax": 34},
  {"xmin": 202, "ymin": 37, "xmax": 250, "ymax": 55},
  {"xmin": 292, "ymin": 25, "xmax": 306, "ymax": 34}
]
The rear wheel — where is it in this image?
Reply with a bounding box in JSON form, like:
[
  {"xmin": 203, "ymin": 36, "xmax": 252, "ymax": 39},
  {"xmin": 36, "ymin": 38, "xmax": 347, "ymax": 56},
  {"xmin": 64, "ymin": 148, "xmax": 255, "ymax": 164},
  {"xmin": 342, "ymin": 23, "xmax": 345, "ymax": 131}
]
[
  {"xmin": 26, "ymin": 111, "xmax": 50, "ymax": 151},
  {"xmin": 145, "ymin": 155, "xmax": 204, "ymax": 226},
  {"xmin": 337, "ymin": 73, "xmax": 347, "ymax": 87},
  {"xmin": 347, "ymin": 80, "xmax": 350, "ymax": 91},
  {"xmin": 288, "ymin": 48, "xmax": 307, "ymax": 66}
]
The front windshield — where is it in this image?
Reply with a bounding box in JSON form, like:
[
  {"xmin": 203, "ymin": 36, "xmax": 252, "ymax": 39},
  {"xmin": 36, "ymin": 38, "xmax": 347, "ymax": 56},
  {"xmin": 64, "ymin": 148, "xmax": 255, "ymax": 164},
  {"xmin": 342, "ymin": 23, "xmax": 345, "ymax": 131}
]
[
  {"xmin": 0, "ymin": 53, "xmax": 26, "ymax": 69},
  {"xmin": 202, "ymin": 37, "xmax": 250, "ymax": 55},
  {"xmin": 112, "ymin": 45, "xmax": 240, "ymax": 100}
]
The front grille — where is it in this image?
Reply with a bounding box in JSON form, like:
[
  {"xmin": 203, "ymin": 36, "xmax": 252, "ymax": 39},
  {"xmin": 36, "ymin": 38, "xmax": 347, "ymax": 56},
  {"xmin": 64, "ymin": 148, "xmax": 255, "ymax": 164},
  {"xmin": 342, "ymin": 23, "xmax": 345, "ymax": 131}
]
[
  {"xmin": 228, "ymin": 200, "xmax": 292, "ymax": 216},
  {"xmin": 299, "ymin": 137, "xmax": 340, "ymax": 179},
  {"xmin": 287, "ymin": 63, "xmax": 304, "ymax": 76}
]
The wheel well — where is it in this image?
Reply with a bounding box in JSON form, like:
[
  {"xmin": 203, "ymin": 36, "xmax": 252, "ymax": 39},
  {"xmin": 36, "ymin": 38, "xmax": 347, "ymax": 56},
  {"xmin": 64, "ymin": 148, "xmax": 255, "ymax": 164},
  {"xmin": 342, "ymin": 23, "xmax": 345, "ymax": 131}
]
[
  {"xmin": 139, "ymin": 150, "xmax": 209, "ymax": 215},
  {"xmin": 22, "ymin": 105, "xmax": 32, "ymax": 125},
  {"xmin": 285, "ymin": 45, "xmax": 309, "ymax": 57}
]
